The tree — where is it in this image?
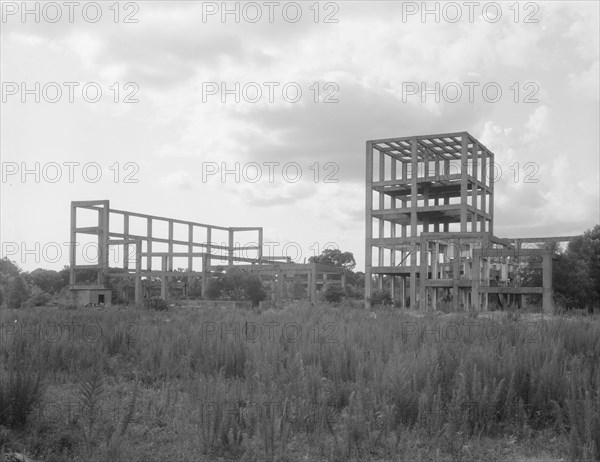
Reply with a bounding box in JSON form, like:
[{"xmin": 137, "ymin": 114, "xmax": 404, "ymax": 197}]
[
  {"xmin": 0, "ymin": 258, "xmax": 22, "ymax": 306},
  {"xmin": 324, "ymin": 285, "xmax": 345, "ymax": 303},
  {"xmin": 58, "ymin": 266, "xmax": 71, "ymax": 287},
  {"xmin": 309, "ymin": 249, "xmax": 356, "ymax": 271},
  {"xmin": 7, "ymin": 275, "xmax": 30, "ymax": 309},
  {"xmin": 25, "ymin": 286, "xmax": 52, "ymax": 307},
  {"xmin": 369, "ymin": 289, "xmax": 392, "ymax": 308},
  {"xmin": 291, "ymin": 280, "xmax": 307, "ymax": 299},
  {"xmin": 242, "ymin": 273, "xmax": 267, "ymax": 306},
  {"xmin": 205, "ymin": 276, "xmax": 224, "ymax": 300},
  {"xmin": 29, "ymin": 269, "xmax": 65, "ymax": 294},
  {"xmin": 0, "ymin": 258, "xmax": 21, "ymax": 277},
  {"xmin": 345, "ymin": 270, "xmax": 365, "ymax": 288},
  {"xmin": 204, "ymin": 268, "xmax": 266, "ymax": 306},
  {"xmin": 554, "ymin": 225, "xmax": 600, "ymax": 312},
  {"xmin": 520, "ymin": 226, "xmax": 600, "ymax": 312},
  {"xmin": 188, "ymin": 277, "xmax": 203, "ymax": 298}
]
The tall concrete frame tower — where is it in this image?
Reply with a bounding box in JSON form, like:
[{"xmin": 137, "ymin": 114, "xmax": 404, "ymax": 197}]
[{"xmin": 365, "ymin": 132, "xmax": 495, "ymax": 309}]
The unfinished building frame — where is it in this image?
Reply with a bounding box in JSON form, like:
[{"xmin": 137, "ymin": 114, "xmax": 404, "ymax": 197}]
[
  {"xmin": 365, "ymin": 132, "xmax": 574, "ymax": 313},
  {"xmin": 69, "ymin": 200, "xmax": 344, "ymax": 305}
]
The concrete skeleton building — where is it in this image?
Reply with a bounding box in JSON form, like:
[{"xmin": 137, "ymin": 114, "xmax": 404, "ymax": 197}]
[
  {"xmin": 69, "ymin": 200, "xmax": 345, "ymax": 305},
  {"xmin": 69, "ymin": 132, "xmax": 573, "ymax": 312},
  {"xmin": 365, "ymin": 132, "xmax": 575, "ymax": 313}
]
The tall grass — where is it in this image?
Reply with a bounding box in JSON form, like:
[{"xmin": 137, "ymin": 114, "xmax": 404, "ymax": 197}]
[{"xmin": 1, "ymin": 304, "xmax": 599, "ymax": 460}]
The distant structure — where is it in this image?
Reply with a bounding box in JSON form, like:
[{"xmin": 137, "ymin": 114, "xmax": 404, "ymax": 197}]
[
  {"xmin": 69, "ymin": 200, "xmax": 345, "ymax": 305},
  {"xmin": 365, "ymin": 132, "xmax": 575, "ymax": 313}
]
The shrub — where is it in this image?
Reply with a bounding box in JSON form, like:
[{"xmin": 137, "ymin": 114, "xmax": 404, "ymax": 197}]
[
  {"xmin": 291, "ymin": 281, "xmax": 307, "ymax": 299},
  {"xmin": 205, "ymin": 269, "xmax": 266, "ymax": 306},
  {"xmin": 57, "ymin": 298, "xmax": 79, "ymax": 310},
  {"xmin": 0, "ymin": 368, "xmax": 44, "ymax": 428},
  {"xmin": 369, "ymin": 289, "xmax": 392, "ymax": 307},
  {"xmin": 24, "ymin": 286, "xmax": 52, "ymax": 308},
  {"xmin": 144, "ymin": 296, "xmax": 168, "ymax": 311},
  {"xmin": 324, "ymin": 285, "xmax": 345, "ymax": 304},
  {"xmin": 6, "ymin": 276, "xmax": 29, "ymax": 309}
]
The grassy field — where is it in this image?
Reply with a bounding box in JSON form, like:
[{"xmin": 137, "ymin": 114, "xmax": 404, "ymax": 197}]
[{"xmin": 1, "ymin": 302, "xmax": 599, "ymax": 462}]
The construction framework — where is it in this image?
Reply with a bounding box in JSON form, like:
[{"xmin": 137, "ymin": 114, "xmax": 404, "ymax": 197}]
[
  {"xmin": 69, "ymin": 200, "xmax": 345, "ymax": 304},
  {"xmin": 365, "ymin": 132, "xmax": 575, "ymax": 313}
]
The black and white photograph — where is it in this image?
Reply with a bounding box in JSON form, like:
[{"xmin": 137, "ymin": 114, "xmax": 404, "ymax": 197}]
[{"xmin": 1, "ymin": 1, "xmax": 599, "ymax": 461}]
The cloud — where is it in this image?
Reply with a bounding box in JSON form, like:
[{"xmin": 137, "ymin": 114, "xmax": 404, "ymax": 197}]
[
  {"xmin": 568, "ymin": 60, "xmax": 600, "ymax": 100},
  {"xmin": 159, "ymin": 171, "xmax": 193, "ymax": 189},
  {"xmin": 1, "ymin": 0, "xmax": 598, "ymax": 273},
  {"xmin": 522, "ymin": 106, "xmax": 550, "ymax": 144}
]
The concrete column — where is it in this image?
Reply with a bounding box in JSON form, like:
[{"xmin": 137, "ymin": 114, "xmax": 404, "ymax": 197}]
[
  {"xmin": 453, "ymin": 238, "xmax": 460, "ymax": 311},
  {"xmin": 472, "ymin": 251, "xmax": 480, "ymax": 312},
  {"xmin": 228, "ymin": 229, "xmax": 234, "ymax": 267},
  {"xmin": 443, "ymin": 160, "xmax": 450, "ymax": 232},
  {"xmin": 201, "ymin": 254, "xmax": 209, "ymax": 297},
  {"xmin": 277, "ymin": 267, "xmax": 284, "ymax": 301},
  {"xmin": 135, "ymin": 240, "xmax": 142, "ymax": 304},
  {"xmin": 471, "ymin": 141, "xmax": 479, "ymax": 231},
  {"xmin": 168, "ymin": 221, "xmax": 174, "ymax": 271},
  {"xmin": 70, "ymin": 202, "xmax": 76, "ymax": 286},
  {"xmin": 489, "ymin": 151, "xmax": 495, "ymax": 234},
  {"xmin": 124, "ymin": 214, "xmax": 130, "ymax": 271},
  {"xmin": 365, "ymin": 141, "xmax": 374, "ymax": 308},
  {"xmin": 410, "ymin": 138, "xmax": 418, "ymax": 309},
  {"xmin": 147, "ymin": 218, "xmax": 152, "ymax": 270},
  {"xmin": 542, "ymin": 252, "xmax": 553, "ymax": 314},
  {"xmin": 310, "ymin": 267, "xmax": 317, "ymax": 303},
  {"xmin": 483, "ymin": 258, "xmax": 489, "ymax": 311},
  {"xmin": 419, "ymin": 238, "xmax": 428, "ymax": 311},
  {"xmin": 460, "ymin": 135, "xmax": 468, "ymax": 231},
  {"xmin": 161, "ymin": 255, "xmax": 168, "ymax": 299},
  {"xmin": 482, "ymin": 151, "xmax": 487, "ymax": 232},
  {"xmin": 187, "ymin": 224, "xmax": 194, "ymax": 291},
  {"xmin": 401, "ymin": 276, "xmax": 406, "ymax": 310}
]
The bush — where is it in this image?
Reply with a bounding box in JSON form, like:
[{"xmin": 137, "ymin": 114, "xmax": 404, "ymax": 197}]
[
  {"xmin": 6, "ymin": 275, "xmax": 29, "ymax": 309},
  {"xmin": 291, "ymin": 281, "xmax": 307, "ymax": 299},
  {"xmin": 57, "ymin": 298, "xmax": 79, "ymax": 310},
  {"xmin": 144, "ymin": 296, "xmax": 168, "ymax": 311},
  {"xmin": 369, "ymin": 289, "xmax": 392, "ymax": 307},
  {"xmin": 205, "ymin": 269, "xmax": 266, "ymax": 306},
  {"xmin": 0, "ymin": 368, "xmax": 44, "ymax": 429},
  {"xmin": 24, "ymin": 286, "xmax": 52, "ymax": 308},
  {"xmin": 188, "ymin": 277, "xmax": 203, "ymax": 298},
  {"xmin": 324, "ymin": 285, "xmax": 345, "ymax": 303}
]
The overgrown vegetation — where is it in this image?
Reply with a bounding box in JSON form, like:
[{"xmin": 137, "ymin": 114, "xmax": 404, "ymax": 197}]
[
  {"xmin": 205, "ymin": 267, "xmax": 267, "ymax": 306},
  {"xmin": 520, "ymin": 225, "xmax": 600, "ymax": 313},
  {"xmin": 0, "ymin": 231, "xmax": 598, "ymax": 460},
  {"xmin": 143, "ymin": 296, "xmax": 169, "ymax": 311},
  {"xmin": 1, "ymin": 303, "xmax": 598, "ymax": 461}
]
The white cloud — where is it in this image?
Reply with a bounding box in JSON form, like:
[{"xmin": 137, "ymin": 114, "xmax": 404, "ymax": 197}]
[
  {"xmin": 522, "ymin": 106, "xmax": 551, "ymax": 144},
  {"xmin": 568, "ymin": 60, "xmax": 600, "ymax": 100},
  {"xmin": 61, "ymin": 32, "xmax": 104, "ymax": 69},
  {"xmin": 159, "ymin": 171, "xmax": 193, "ymax": 190}
]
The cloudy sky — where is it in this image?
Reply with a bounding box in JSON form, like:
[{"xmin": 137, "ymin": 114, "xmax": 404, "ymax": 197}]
[{"xmin": 1, "ymin": 1, "xmax": 599, "ymax": 272}]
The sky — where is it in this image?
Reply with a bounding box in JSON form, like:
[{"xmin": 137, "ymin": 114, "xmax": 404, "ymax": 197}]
[{"xmin": 1, "ymin": 0, "xmax": 599, "ymax": 273}]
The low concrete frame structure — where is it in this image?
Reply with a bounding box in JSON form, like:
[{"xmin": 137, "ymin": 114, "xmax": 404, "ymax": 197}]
[
  {"xmin": 69, "ymin": 200, "xmax": 345, "ymax": 305},
  {"xmin": 238, "ymin": 262, "xmax": 346, "ymax": 303}
]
